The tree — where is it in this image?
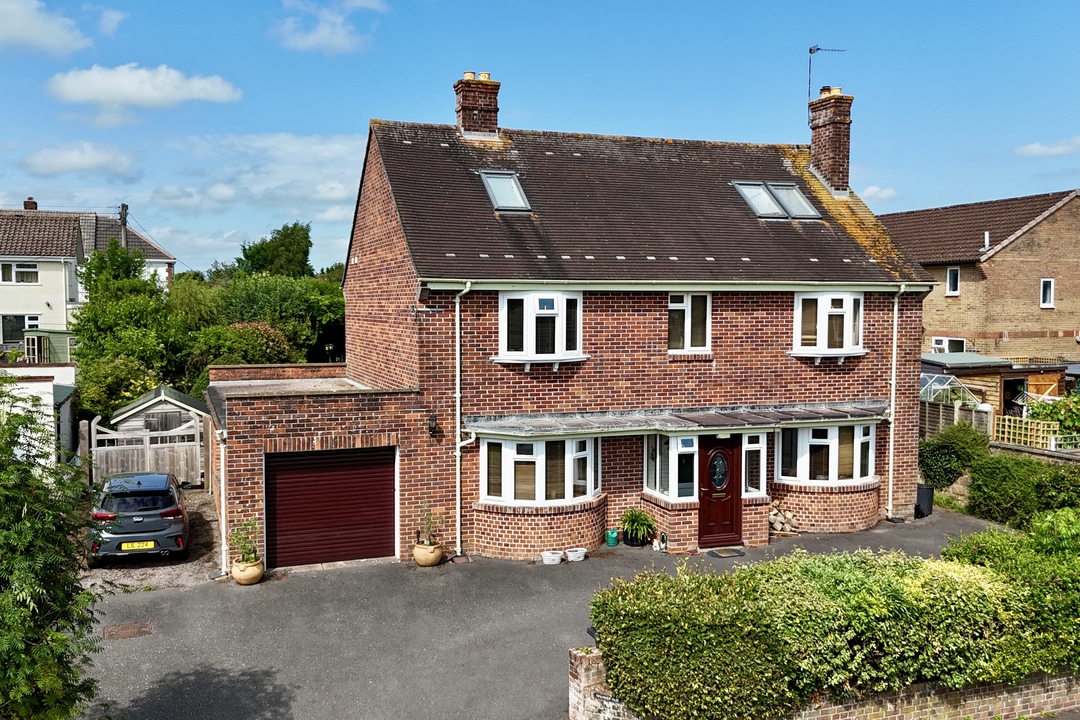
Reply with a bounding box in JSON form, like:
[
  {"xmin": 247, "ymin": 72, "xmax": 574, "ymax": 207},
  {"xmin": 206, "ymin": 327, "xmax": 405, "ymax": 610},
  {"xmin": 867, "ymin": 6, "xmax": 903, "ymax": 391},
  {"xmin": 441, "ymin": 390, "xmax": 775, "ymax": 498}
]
[
  {"xmin": 185, "ymin": 322, "xmax": 296, "ymax": 395},
  {"xmin": 215, "ymin": 274, "xmax": 343, "ymax": 357},
  {"xmin": 237, "ymin": 221, "xmax": 314, "ymax": 277},
  {"xmin": 317, "ymin": 262, "xmax": 345, "ymax": 284},
  {"xmin": 0, "ymin": 377, "xmax": 101, "ymax": 719}
]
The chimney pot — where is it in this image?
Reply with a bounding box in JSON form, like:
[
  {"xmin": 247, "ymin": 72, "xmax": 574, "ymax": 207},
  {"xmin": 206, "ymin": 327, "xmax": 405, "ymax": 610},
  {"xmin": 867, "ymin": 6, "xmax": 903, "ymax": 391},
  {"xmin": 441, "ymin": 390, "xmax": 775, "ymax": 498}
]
[
  {"xmin": 454, "ymin": 71, "xmax": 501, "ymax": 135},
  {"xmin": 809, "ymin": 87, "xmax": 854, "ymax": 193},
  {"xmin": 23, "ymin": 196, "xmax": 37, "ymax": 210}
]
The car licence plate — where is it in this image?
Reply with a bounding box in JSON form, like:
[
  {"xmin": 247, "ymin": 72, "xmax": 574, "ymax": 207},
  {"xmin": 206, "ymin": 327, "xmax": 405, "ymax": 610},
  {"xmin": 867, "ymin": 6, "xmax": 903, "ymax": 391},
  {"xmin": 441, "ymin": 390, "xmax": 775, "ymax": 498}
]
[{"xmin": 120, "ymin": 541, "xmax": 155, "ymax": 550}]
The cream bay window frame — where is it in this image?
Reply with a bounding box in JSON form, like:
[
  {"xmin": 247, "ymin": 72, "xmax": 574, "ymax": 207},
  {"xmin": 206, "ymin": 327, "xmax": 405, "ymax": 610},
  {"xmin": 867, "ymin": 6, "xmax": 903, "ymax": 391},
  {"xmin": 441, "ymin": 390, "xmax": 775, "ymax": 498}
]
[
  {"xmin": 776, "ymin": 424, "xmax": 875, "ymax": 484},
  {"xmin": 481, "ymin": 437, "xmax": 599, "ymax": 506},
  {"xmin": 495, "ymin": 291, "xmax": 585, "ymax": 369},
  {"xmin": 790, "ymin": 292, "xmax": 865, "ymax": 362},
  {"xmin": 643, "ymin": 434, "xmax": 697, "ymax": 502}
]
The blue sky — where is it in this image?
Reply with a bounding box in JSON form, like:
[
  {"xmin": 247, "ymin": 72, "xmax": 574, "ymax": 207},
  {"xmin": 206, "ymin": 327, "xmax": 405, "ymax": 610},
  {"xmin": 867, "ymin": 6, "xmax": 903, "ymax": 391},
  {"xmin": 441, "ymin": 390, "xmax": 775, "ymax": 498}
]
[{"xmin": 3, "ymin": 0, "xmax": 1079, "ymax": 274}]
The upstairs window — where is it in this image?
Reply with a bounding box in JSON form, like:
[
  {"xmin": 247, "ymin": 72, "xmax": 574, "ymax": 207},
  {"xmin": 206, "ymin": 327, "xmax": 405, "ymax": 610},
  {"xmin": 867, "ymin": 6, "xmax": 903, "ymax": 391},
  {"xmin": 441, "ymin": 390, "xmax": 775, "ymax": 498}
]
[
  {"xmin": 931, "ymin": 336, "xmax": 966, "ymax": 353},
  {"xmin": 734, "ymin": 182, "xmax": 820, "ymax": 219},
  {"xmin": 480, "ymin": 171, "xmax": 530, "ymax": 211},
  {"xmin": 1, "ymin": 262, "xmax": 39, "ymax": 284},
  {"xmin": 498, "ymin": 291, "xmax": 582, "ymax": 363},
  {"xmin": 792, "ymin": 292, "xmax": 863, "ymax": 357},
  {"xmin": 1041, "ymin": 278, "xmax": 1055, "ymax": 309},
  {"xmin": 668, "ymin": 293, "xmax": 710, "ymax": 352},
  {"xmin": 945, "ymin": 267, "xmax": 960, "ymax": 297}
]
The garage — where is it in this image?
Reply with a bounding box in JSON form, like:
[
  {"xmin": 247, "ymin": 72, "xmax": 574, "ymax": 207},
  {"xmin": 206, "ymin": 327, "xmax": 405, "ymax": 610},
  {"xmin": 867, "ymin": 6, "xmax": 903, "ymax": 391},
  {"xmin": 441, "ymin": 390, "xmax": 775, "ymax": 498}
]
[{"xmin": 265, "ymin": 447, "xmax": 395, "ymax": 567}]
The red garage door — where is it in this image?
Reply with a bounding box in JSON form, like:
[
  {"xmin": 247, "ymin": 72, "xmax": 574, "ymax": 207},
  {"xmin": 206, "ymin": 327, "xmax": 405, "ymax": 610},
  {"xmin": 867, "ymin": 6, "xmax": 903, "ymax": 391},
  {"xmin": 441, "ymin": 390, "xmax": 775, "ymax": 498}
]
[{"xmin": 265, "ymin": 447, "xmax": 395, "ymax": 568}]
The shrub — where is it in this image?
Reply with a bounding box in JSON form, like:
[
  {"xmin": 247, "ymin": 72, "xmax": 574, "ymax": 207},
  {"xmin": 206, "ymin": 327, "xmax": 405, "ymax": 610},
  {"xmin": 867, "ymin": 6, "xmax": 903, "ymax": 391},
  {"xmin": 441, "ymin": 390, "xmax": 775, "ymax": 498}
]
[
  {"xmin": 933, "ymin": 421, "xmax": 990, "ymax": 467},
  {"xmin": 1027, "ymin": 392, "xmax": 1080, "ymax": 434},
  {"xmin": 967, "ymin": 455, "xmax": 1043, "ymax": 527},
  {"xmin": 1037, "ymin": 463, "xmax": 1080, "ymax": 510},
  {"xmin": 1028, "ymin": 507, "xmax": 1080, "ymax": 554},
  {"xmin": 919, "ymin": 441, "xmax": 963, "ymax": 489}
]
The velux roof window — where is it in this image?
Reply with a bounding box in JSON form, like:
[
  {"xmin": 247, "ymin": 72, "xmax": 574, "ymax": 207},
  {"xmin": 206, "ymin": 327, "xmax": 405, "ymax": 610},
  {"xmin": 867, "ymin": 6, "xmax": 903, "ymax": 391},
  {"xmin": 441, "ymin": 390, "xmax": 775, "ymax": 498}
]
[
  {"xmin": 734, "ymin": 182, "xmax": 820, "ymax": 220},
  {"xmin": 480, "ymin": 170, "xmax": 531, "ymax": 211}
]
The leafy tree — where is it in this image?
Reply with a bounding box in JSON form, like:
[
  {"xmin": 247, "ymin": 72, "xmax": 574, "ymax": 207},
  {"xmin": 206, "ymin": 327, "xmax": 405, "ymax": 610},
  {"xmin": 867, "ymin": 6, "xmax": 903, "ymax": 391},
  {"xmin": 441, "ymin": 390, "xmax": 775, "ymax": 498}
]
[
  {"xmin": 205, "ymin": 260, "xmax": 240, "ymax": 285},
  {"xmin": 1028, "ymin": 393, "xmax": 1080, "ymax": 434},
  {"xmin": 317, "ymin": 262, "xmax": 345, "ymax": 284},
  {"xmin": 237, "ymin": 221, "xmax": 314, "ymax": 277},
  {"xmin": 215, "ymin": 274, "xmax": 343, "ymax": 356},
  {"xmin": 185, "ymin": 322, "xmax": 296, "ymax": 395},
  {"xmin": 173, "ymin": 270, "xmax": 206, "ymax": 283},
  {"xmin": 0, "ymin": 377, "xmax": 101, "ymax": 719}
]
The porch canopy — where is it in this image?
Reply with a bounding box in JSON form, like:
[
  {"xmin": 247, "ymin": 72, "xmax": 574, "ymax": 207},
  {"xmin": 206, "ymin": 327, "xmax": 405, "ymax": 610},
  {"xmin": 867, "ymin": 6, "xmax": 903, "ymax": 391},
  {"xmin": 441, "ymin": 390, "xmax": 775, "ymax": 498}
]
[{"xmin": 464, "ymin": 401, "xmax": 887, "ymax": 438}]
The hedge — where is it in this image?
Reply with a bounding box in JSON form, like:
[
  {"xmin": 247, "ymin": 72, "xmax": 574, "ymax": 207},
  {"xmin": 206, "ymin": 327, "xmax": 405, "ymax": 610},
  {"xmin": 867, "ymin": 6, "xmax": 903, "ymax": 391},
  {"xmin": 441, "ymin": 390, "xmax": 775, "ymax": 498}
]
[
  {"xmin": 918, "ymin": 421, "xmax": 989, "ymax": 490},
  {"xmin": 589, "ymin": 549, "xmax": 1044, "ymax": 720},
  {"xmin": 968, "ymin": 454, "xmax": 1080, "ymax": 528}
]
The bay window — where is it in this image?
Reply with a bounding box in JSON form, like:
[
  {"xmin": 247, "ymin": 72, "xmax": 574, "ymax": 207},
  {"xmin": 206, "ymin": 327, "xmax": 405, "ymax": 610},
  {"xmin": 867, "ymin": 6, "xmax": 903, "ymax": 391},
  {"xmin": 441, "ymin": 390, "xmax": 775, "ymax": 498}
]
[
  {"xmin": 792, "ymin": 292, "xmax": 864, "ymax": 359},
  {"xmin": 498, "ymin": 291, "xmax": 583, "ymax": 365},
  {"xmin": 777, "ymin": 424, "xmax": 875, "ymax": 483},
  {"xmin": 644, "ymin": 434, "xmax": 696, "ymax": 501},
  {"xmin": 482, "ymin": 437, "xmax": 599, "ymax": 505}
]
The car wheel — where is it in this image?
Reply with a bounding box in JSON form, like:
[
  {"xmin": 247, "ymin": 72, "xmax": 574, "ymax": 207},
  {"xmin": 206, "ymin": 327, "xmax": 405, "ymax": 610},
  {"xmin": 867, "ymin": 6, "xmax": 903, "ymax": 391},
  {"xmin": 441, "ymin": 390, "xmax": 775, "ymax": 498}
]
[
  {"xmin": 175, "ymin": 547, "xmax": 190, "ymax": 562},
  {"xmin": 87, "ymin": 554, "xmax": 101, "ymax": 570}
]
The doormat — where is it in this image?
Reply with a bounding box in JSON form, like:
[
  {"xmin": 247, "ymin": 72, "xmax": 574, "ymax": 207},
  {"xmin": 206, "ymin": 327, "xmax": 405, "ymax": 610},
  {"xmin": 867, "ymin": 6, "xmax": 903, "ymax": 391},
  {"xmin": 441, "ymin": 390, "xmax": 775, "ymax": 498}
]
[{"xmin": 707, "ymin": 548, "xmax": 745, "ymax": 559}]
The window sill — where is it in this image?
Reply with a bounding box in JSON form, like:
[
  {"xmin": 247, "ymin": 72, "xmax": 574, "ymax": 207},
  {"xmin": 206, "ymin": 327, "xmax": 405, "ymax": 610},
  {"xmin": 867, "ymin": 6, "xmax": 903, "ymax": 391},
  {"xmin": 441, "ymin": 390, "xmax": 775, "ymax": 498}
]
[
  {"xmin": 642, "ymin": 489, "xmax": 697, "ymax": 508},
  {"xmin": 787, "ymin": 348, "xmax": 867, "ymax": 365},
  {"xmin": 491, "ymin": 354, "xmax": 590, "ymax": 371},
  {"xmin": 772, "ymin": 477, "xmax": 880, "ymax": 493},
  {"xmin": 474, "ymin": 494, "xmax": 605, "ymax": 514}
]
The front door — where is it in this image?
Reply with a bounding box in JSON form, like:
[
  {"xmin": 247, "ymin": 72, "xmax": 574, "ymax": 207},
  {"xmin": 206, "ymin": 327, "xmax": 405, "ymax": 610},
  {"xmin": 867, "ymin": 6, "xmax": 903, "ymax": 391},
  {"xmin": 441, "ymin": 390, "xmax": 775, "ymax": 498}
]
[{"xmin": 698, "ymin": 436, "xmax": 741, "ymax": 547}]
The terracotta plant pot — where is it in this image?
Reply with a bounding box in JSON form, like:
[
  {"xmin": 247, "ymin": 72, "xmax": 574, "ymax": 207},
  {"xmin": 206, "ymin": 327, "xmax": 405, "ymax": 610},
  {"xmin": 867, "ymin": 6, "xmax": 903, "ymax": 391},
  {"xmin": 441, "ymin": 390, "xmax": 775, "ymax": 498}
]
[
  {"xmin": 231, "ymin": 558, "xmax": 264, "ymax": 585},
  {"xmin": 414, "ymin": 542, "xmax": 443, "ymax": 567}
]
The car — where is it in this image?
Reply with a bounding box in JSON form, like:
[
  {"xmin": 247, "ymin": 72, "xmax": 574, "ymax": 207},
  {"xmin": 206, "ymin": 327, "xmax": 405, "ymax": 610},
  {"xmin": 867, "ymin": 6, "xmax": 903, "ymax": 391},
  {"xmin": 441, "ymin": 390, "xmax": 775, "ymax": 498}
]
[{"xmin": 87, "ymin": 472, "xmax": 190, "ymax": 568}]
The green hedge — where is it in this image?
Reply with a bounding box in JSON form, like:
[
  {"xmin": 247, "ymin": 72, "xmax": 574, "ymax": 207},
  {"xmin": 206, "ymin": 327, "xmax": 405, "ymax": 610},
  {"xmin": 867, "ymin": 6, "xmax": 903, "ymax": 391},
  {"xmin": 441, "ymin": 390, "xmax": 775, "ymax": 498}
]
[
  {"xmin": 918, "ymin": 421, "xmax": 989, "ymax": 490},
  {"xmin": 968, "ymin": 454, "xmax": 1080, "ymax": 528},
  {"xmin": 590, "ymin": 549, "xmax": 1040, "ymax": 720}
]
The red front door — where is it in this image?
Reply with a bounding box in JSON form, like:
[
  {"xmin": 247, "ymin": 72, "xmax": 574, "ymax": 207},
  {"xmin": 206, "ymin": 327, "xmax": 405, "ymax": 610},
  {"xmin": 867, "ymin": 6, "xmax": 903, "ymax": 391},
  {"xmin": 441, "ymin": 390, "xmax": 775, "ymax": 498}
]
[{"xmin": 698, "ymin": 436, "xmax": 742, "ymax": 547}]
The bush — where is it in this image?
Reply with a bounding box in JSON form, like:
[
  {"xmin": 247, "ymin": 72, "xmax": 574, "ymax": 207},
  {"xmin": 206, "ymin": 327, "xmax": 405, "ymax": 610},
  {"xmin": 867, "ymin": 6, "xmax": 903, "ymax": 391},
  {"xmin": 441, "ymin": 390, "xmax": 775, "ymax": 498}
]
[
  {"xmin": 967, "ymin": 455, "xmax": 1043, "ymax": 527},
  {"xmin": 1028, "ymin": 507, "xmax": 1080, "ymax": 554},
  {"xmin": 933, "ymin": 421, "xmax": 990, "ymax": 467},
  {"xmin": 919, "ymin": 441, "xmax": 963, "ymax": 489},
  {"xmin": 1037, "ymin": 463, "xmax": 1080, "ymax": 510},
  {"xmin": 590, "ymin": 550, "xmax": 1028, "ymax": 720}
]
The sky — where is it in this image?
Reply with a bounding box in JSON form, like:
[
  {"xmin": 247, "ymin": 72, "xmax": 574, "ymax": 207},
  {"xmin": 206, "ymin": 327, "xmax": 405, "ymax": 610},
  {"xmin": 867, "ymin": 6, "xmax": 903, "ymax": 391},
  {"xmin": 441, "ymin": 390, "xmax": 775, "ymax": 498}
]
[{"xmin": 3, "ymin": 0, "xmax": 1080, "ymax": 275}]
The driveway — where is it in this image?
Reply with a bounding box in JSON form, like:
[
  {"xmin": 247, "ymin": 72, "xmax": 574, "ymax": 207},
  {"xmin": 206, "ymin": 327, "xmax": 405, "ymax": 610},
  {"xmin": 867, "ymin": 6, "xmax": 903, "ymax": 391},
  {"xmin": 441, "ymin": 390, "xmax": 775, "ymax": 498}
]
[{"xmin": 84, "ymin": 510, "xmax": 1078, "ymax": 720}]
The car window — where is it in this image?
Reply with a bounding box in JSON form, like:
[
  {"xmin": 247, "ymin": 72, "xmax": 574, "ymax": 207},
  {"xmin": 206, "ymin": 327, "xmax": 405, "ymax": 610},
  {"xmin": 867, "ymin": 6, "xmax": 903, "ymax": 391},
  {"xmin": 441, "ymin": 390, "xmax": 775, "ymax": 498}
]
[{"xmin": 101, "ymin": 490, "xmax": 175, "ymax": 513}]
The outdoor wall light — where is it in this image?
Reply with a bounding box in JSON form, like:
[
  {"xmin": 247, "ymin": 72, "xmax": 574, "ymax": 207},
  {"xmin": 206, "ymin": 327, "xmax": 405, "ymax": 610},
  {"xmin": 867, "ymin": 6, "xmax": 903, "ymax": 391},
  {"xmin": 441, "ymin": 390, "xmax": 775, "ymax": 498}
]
[{"xmin": 428, "ymin": 413, "xmax": 438, "ymax": 436}]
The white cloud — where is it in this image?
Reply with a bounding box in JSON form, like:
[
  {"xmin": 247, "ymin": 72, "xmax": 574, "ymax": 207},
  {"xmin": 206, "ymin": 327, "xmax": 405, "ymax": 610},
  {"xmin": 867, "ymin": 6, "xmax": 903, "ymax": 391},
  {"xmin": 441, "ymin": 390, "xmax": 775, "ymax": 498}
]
[
  {"xmin": 1015, "ymin": 136, "xmax": 1080, "ymax": 157},
  {"xmin": 96, "ymin": 8, "xmax": 127, "ymax": 36},
  {"xmin": 315, "ymin": 204, "xmax": 353, "ymax": 222},
  {"xmin": 20, "ymin": 141, "xmax": 135, "ymax": 177},
  {"xmin": 46, "ymin": 63, "xmax": 242, "ymax": 126},
  {"xmin": 0, "ymin": 0, "xmax": 91, "ymax": 54},
  {"xmin": 274, "ymin": 0, "xmax": 383, "ymax": 55},
  {"xmin": 860, "ymin": 185, "xmax": 898, "ymax": 203}
]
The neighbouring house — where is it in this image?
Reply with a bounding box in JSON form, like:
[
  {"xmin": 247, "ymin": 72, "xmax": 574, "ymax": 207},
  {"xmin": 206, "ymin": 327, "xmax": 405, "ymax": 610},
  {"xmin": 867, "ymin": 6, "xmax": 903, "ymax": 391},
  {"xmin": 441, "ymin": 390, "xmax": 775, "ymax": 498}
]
[
  {"xmin": 879, "ymin": 190, "xmax": 1080, "ymax": 360},
  {"xmin": 206, "ymin": 74, "xmax": 931, "ymax": 567},
  {"xmin": 0, "ymin": 197, "xmax": 175, "ymax": 363},
  {"xmin": 920, "ymin": 351, "xmax": 1066, "ymax": 417},
  {"xmin": 0, "ymin": 363, "xmax": 78, "ymax": 458}
]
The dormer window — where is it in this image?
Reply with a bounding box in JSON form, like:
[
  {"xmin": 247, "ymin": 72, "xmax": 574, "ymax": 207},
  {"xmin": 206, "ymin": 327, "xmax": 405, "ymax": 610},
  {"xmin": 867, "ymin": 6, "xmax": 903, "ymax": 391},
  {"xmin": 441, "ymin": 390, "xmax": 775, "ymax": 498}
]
[
  {"xmin": 734, "ymin": 182, "xmax": 820, "ymax": 220},
  {"xmin": 480, "ymin": 171, "xmax": 530, "ymax": 211}
]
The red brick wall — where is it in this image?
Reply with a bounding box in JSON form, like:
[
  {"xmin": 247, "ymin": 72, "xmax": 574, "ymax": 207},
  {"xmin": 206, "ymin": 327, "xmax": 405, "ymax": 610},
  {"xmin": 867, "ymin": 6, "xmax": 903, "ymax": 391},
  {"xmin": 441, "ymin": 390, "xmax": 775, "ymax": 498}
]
[
  {"xmin": 344, "ymin": 132, "xmax": 421, "ymax": 390},
  {"xmin": 772, "ymin": 479, "xmax": 882, "ymax": 532},
  {"xmin": 472, "ymin": 495, "xmax": 606, "ymax": 561},
  {"xmin": 208, "ymin": 364, "xmax": 346, "ymax": 382}
]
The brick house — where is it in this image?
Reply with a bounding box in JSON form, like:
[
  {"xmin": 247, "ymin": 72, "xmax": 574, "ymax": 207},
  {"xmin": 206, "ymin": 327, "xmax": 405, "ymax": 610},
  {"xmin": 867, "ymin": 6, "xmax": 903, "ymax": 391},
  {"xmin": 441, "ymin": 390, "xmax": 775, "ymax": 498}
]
[
  {"xmin": 206, "ymin": 74, "xmax": 931, "ymax": 567},
  {"xmin": 880, "ymin": 190, "xmax": 1080, "ymax": 360}
]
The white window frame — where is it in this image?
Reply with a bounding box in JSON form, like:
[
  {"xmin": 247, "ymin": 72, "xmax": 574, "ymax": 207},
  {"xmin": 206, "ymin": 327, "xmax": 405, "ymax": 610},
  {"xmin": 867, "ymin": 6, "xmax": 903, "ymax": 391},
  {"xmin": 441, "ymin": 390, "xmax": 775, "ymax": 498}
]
[
  {"xmin": 776, "ymin": 423, "xmax": 876, "ymax": 484},
  {"xmin": 480, "ymin": 437, "xmax": 599, "ymax": 506},
  {"xmin": 668, "ymin": 293, "xmax": 711, "ymax": 353},
  {"xmin": 945, "ymin": 267, "xmax": 960, "ymax": 297},
  {"xmin": 790, "ymin": 292, "xmax": 865, "ymax": 361},
  {"xmin": 479, "ymin": 170, "xmax": 531, "ymax": 211},
  {"xmin": 643, "ymin": 434, "xmax": 697, "ymax": 502},
  {"xmin": 496, "ymin": 291, "xmax": 585, "ymax": 368},
  {"xmin": 931, "ymin": 336, "xmax": 966, "ymax": 353},
  {"xmin": 742, "ymin": 433, "xmax": 766, "ymax": 497},
  {"xmin": 1041, "ymin": 278, "xmax": 1055, "ymax": 309},
  {"xmin": 1, "ymin": 261, "xmax": 40, "ymax": 285},
  {"xmin": 733, "ymin": 182, "xmax": 821, "ymax": 220}
]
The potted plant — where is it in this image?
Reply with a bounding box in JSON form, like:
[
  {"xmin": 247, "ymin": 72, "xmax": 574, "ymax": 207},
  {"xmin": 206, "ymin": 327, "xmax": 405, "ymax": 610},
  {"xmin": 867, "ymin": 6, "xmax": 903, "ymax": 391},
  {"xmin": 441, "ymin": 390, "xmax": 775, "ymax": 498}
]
[
  {"xmin": 619, "ymin": 507, "xmax": 656, "ymax": 547},
  {"xmin": 229, "ymin": 518, "xmax": 264, "ymax": 585},
  {"xmin": 413, "ymin": 502, "xmax": 444, "ymax": 567}
]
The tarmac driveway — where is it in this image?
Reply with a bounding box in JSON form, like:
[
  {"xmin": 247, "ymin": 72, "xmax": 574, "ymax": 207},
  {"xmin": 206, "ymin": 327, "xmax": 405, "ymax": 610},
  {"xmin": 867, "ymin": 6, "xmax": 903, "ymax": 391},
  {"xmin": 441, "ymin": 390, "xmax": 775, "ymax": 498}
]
[{"xmin": 84, "ymin": 510, "xmax": 1076, "ymax": 720}]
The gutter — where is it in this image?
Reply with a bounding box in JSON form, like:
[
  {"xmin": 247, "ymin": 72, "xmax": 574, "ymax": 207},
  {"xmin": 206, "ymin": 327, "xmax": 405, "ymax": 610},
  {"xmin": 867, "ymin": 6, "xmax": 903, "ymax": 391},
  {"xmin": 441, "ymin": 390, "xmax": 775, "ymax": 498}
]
[
  {"xmin": 886, "ymin": 283, "xmax": 906, "ymax": 520},
  {"xmin": 453, "ymin": 282, "xmax": 475, "ymax": 557}
]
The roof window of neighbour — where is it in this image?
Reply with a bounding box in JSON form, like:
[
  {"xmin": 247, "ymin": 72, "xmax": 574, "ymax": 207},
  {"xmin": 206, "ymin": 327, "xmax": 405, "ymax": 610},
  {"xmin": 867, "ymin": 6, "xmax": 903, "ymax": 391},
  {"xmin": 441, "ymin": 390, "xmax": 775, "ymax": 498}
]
[
  {"xmin": 480, "ymin": 170, "xmax": 531, "ymax": 211},
  {"xmin": 734, "ymin": 182, "xmax": 820, "ymax": 220},
  {"xmin": 790, "ymin": 291, "xmax": 865, "ymax": 362}
]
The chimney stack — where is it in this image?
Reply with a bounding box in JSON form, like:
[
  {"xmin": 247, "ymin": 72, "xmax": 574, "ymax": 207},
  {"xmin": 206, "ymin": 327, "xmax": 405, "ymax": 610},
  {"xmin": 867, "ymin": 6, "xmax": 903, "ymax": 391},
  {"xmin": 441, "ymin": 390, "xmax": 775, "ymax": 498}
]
[
  {"xmin": 454, "ymin": 71, "xmax": 500, "ymax": 135},
  {"xmin": 23, "ymin": 197, "xmax": 37, "ymax": 210},
  {"xmin": 808, "ymin": 86, "xmax": 853, "ymax": 193}
]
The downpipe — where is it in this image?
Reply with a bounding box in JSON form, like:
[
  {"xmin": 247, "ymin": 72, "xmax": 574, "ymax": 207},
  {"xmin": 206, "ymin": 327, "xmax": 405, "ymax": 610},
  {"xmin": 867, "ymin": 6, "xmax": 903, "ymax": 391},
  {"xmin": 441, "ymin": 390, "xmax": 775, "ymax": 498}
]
[
  {"xmin": 886, "ymin": 283, "xmax": 906, "ymax": 521},
  {"xmin": 217, "ymin": 429, "xmax": 229, "ymax": 575},
  {"xmin": 454, "ymin": 282, "xmax": 473, "ymax": 557}
]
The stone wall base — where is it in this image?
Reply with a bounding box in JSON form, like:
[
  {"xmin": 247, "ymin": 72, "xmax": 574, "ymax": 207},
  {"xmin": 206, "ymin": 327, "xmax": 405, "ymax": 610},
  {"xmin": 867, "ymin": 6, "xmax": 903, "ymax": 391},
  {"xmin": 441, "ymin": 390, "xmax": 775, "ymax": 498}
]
[{"xmin": 569, "ymin": 647, "xmax": 1080, "ymax": 720}]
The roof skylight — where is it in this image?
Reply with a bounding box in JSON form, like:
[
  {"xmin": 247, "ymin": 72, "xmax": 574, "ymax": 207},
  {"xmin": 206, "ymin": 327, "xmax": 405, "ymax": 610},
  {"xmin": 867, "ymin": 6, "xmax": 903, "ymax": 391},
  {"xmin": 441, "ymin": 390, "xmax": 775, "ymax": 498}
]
[
  {"xmin": 734, "ymin": 182, "xmax": 820, "ymax": 220},
  {"xmin": 480, "ymin": 170, "xmax": 531, "ymax": 211}
]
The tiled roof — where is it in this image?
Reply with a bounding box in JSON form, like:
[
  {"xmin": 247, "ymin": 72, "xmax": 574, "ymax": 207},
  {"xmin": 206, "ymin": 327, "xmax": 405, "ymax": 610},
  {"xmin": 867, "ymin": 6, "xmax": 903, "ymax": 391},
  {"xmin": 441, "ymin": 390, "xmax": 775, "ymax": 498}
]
[
  {"xmin": 369, "ymin": 122, "xmax": 930, "ymax": 285},
  {"xmin": 0, "ymin": 208, "xmax": 174, "ymax": 261},
  {"xmin": 879, "ymin": 190, "xmax": 1076, "ymax": 265}
]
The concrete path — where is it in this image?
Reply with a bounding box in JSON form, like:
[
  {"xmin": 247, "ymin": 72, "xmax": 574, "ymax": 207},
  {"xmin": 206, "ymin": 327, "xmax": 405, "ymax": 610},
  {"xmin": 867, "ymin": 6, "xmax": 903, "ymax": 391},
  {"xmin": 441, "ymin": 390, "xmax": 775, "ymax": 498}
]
[{"xmin": 84, "ymin": 510, "xmax": 1079, "ymax": 720}]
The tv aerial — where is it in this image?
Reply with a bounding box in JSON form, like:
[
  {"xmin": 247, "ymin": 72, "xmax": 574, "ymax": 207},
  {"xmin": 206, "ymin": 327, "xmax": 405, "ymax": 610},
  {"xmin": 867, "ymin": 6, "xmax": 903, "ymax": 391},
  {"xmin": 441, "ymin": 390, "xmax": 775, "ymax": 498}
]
[{"xmin": 808, "ymin": 45, "xmax": 846, "ymax": 123}]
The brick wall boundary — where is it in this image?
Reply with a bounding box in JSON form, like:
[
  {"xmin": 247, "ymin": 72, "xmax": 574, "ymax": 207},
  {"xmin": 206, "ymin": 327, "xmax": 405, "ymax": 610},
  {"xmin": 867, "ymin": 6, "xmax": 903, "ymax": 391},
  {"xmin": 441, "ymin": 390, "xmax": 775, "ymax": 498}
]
[{"xmin": 568, "ymin": 647, "xmax": 1080, "ymax": 720}]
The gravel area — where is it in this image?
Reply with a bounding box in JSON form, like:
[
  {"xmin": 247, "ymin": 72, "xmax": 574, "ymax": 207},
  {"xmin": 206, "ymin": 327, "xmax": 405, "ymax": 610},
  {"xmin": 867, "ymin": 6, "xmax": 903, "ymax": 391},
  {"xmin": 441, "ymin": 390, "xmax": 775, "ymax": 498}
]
[{"xmin": 81, "ymin": 488, "xmax": 221, "ymax": 592}]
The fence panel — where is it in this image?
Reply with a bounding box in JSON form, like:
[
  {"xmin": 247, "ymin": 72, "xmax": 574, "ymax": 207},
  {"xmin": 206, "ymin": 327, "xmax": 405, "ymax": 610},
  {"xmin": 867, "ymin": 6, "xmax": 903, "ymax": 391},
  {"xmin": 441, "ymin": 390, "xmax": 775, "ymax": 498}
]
[
  {"xmin": 90, "ymin": 413, "xmax": 203, "ymax": 485},
  {"xmin": 919, "ymin": 401, "xmax": 992, "ymax": 439},
  {"xmin": 993, "ymin": 415, "xmax": 1059, "ymax": 449}
]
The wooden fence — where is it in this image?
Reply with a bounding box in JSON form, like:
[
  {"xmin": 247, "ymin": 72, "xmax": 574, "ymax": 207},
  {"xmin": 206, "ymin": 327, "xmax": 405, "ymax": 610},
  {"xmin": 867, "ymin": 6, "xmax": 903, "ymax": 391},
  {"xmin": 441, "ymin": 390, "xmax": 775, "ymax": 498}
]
[
  {"xmin": 919, "ymin": 401, "xmax": 993, "ymax": 439},
  {"xmin": 90, "ymin": 412, "xmax": 204, "ymax": 485},
  {"xmin": 993, "ymin": 415, "xmax": 1060, "ymax": 449}
]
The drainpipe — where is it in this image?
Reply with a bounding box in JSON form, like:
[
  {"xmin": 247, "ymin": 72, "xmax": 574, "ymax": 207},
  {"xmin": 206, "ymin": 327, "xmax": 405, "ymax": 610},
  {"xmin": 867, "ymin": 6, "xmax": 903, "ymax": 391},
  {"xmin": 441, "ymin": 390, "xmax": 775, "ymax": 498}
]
[
  {"xmin": 454, "ymin": 282, "xmax": 475, "ymax": 557},
  {"xmin": 886, "ymin": 284, "xmax": 906, "ymax": 520},
  {"xmin": 217, "ymin": 429, "xmax": 228, "ymax": 576}
]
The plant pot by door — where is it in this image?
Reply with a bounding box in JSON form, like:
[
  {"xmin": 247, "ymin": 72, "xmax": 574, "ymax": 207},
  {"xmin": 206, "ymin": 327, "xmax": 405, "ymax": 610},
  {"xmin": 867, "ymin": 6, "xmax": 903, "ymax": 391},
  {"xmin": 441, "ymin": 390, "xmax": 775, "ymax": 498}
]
[
  {"xmin": 414, "ymin": 542, "xmax": 443, "ymax": 567},
  {"xmin": 231, "ymin": 558, "xmax": 264, "ymax": 585},
  {"xmin": 623, "ymin": 531, "xmax": 649, "ymax": 547}
]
